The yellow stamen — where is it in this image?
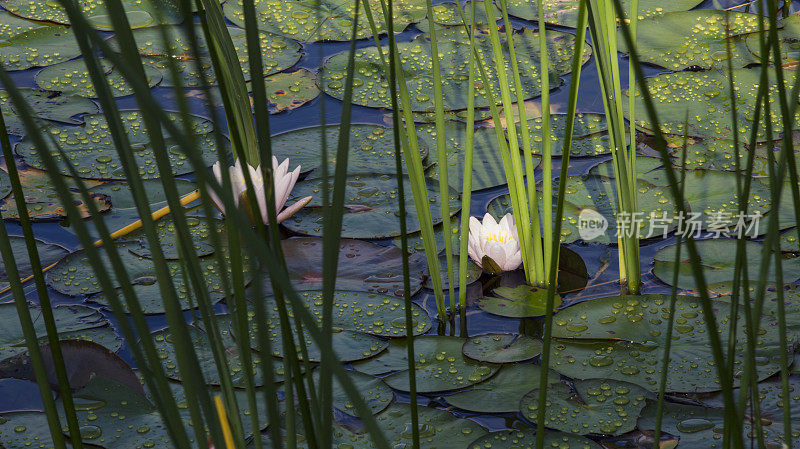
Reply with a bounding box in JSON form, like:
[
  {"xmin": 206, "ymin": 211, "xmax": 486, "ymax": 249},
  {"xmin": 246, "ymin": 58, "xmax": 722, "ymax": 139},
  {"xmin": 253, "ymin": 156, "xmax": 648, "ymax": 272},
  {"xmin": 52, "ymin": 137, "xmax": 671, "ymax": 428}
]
[{"xmin": 485, "ymin": 232, "xmax": 512, "ymax": 244}]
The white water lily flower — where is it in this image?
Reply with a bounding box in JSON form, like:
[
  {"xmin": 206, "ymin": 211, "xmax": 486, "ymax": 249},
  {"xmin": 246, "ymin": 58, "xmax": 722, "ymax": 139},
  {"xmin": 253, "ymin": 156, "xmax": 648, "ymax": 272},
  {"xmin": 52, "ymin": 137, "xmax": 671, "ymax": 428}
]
[
  {"xmin": 209, "ymin": 156, "xmax": 311, "ymax": 224},
  {"xmin": 467, "ymin": 213, "xmax": 522, "ymax": 274}
]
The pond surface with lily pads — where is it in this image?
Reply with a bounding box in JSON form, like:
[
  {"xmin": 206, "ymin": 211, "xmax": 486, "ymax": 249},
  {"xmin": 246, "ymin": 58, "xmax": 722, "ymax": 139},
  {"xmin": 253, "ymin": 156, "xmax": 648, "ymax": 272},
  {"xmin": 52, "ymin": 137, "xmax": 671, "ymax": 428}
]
[{"xmin": 1, "ymin": 0, "xmax": 800, "ymax": 448}]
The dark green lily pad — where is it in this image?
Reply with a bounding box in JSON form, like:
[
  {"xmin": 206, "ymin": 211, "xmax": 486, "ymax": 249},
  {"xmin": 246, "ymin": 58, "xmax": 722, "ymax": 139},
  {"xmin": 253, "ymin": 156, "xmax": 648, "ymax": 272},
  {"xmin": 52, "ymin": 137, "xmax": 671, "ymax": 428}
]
[
  {"xmin": 0, "ymin": 303, "xmax": 117, "ymax": 361},
  {"xmin": 281, "ymin": 369, "xmax": 393, "ymax": 417},
  {"xmin": 353, "ymin": 335, "xmax": 498, "ymax": 393},
  {"xmin": 624, "ymin": 68, "xmax": 799, "ymax": 142},
  {"xmin": 275, "ymin": 237, "xmax": 428, "ymax": 297},
  {"xmin": 520, "ymin": 379, "xmax": 650, "ymax": 435},
  {"xmin": 423, "ymin": 254, "xmax": 481, "ymax": 290},
  {"xmin": 411, "ymin": 108, "xmax": 494, "ymax": 124},
  {"xmin": 270, "ymin": 124, "xmax": 427, "ymax": 176},
  {"xmin": 282, "ymin": 173, "xmax": 460, "ymax": 239},
  {"xmin": 265, "ymin": 69, "xmax": 320, "ymax": 113},
  {"xmin": 444, "ymin": 364, "xmax": 555, "ymax": 413},
  {"xmin": 0, "ymin": 236, "xmax": 67, "ymax": 293},
  {"xmin": 223, "ymin": 0, "xmax": 426, "ymax": 43},
  {"xmin": 0, "ymin": 88, "xmax": 99, "ymax": 133},
  {"xmin": 653, "ymin": 239, "xmax": 800, "ymax": 291},
  {"xmin": 35, "ymin": 58, "xmax": 163, "ymax": 98},
  {"xmin": 16, "ymin": 110, "xmax": 223, "ymax": 180},
  {"xmin": 0, "ymin": 167, "xmax": 111, "ymax": 221},
  {"xmin": 466, "ymin": 429, "xmax": 603, "ymax": 449},
  {"xmin": 0, "ymin": 412, "xmax": 57, "ymax": 448},
  {"xmin": 462, "ymin": 333, "xmax": 541, "ymax": 363},
  {"xmin": 319, "ymin": 27, "xmax": 590, "ymax": 112},
  {"xmin": 618, "ymin": 11, "xmax": 763, "ymax": 70},
  {"xmin": 502, "ymin": 0, "xmax": 703, "ymax": 27},
  {"xmin": 478, "ymin": 285, "xmax": 561, "ymax": 318},
  {"xmin": 0, "ymin": 0, "xmax": 181, "ymax": 29},
  {"xmin": 395, "ymin": 214, "xmax": 463, "ymax": 255},
  {"xmin": 0, "ymin": 20, "xmax": 81, "ymax": 71},
  {"xmin": 514, "ymin": 112, "xmax": 611, "ymax": 157}
]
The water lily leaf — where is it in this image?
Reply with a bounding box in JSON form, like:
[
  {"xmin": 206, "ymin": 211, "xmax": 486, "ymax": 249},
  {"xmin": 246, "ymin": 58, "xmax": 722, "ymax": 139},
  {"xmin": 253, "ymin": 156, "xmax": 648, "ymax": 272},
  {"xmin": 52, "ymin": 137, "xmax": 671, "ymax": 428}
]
[
  {"xmin": 354, "ymin": 335, "xmax": 498, "ymax": 393},
  {"xmin": 0, "ymin": 236, "xmax": 67, "ymax": 293},
  {"xmin": 319, "ymin": 27, "xmax": 589, "ymax": 112},
  {"xmin": 653, "ymin": 239, "xmax": 800, "ymax": 291},
  {"xmin": 265, "ymin": 69, "xmax": 319, "ymax": 113},
  {"xmin": 255, "ymin": 289, "xmax": 430, "ymax": 337},
  {"xmin": 514, "ymin": 112, "xmax": 611, "ymax": 157},
  {"xmin": 618, "ymin": 11, "xmax": 763, "ymax": 71},
  {"xmin": 462, "ymin": 333, "xmax": 541, "ymax": 363},
  {"xmin": 466, "ymin": 429, "xmax": 603, "ymax": 449},
  {"xmin": 282, "ymin": 173, "xmax": 460, "ymax": 239},
  {"xmin": 444, "ymin": 364, "xmax": 554, "ymax": 413},
  {"xmin": 746, "ymin": 14, "xmax": 800, "ymax": 65},
  {"xmin": 276, "ymin": 237, "xmax": 428, "ymax": 297},
  {"xmin": 281, "ymin": 369, "xmax": 393, "ymax": 417},
  {"xmin": 520, "ymin": 379, "xmax": 650, "ymax": 435},
  {"xmin": 661, "ymin": 135, "xmax": 770, "ymax": 173},
  {"xmin": 16, "ymin": 110, "xmax": 223, "ymax": 180},
  {"xmin": 420, "ymin": 121, "xmax": 536, "ymax": 191},
  {"xmin": 0, "ymin": 412, "xmax": 57, "ymax": 448},
  {"xmin": 0, "ymin": 167, "xmax": 110, "ymax": 220},
  {"xmin": 0, "ymin": 88, "xmax": 99, "ymax": 131},
  {"xmin": 0, "ymin": 22, "xmax": 81, "ymax": 71},
  {"xmin": 423, "ymin": 254, "xmax": 481, "ymax": 290},
  {"xmin": 0, "ymin": 303, "xmax": 114, "ymax": 361},
  {"xmin": 0, "ymin": 0, "xmax": 181, "ymax": 29},
  {"xmin": 271, "ymin": 124, "xmax": 427, "ymax": 176},
  {"xmin": 624, "ymin": 68, "xmax": 799, "ymax": 141},
  {"xmin": 411, "ymin": 108, "xmax": 494, "ymax": 123},
  {"xmin": 35, "ymin": 58, "xmax": 163, "ymax": 98},
  {"xmin": 223, "ymin": 0, "xmax": 427, "ymax": 43},
  {"xmin": 478, "ymin": 285, "xmax": 561, "ymax": 318},
  {"xmin": 426, "ymin": 1, "xmax": 499, "ymax": 28},
  {"xmin": 502, "ymin": 0, "xmax": 702, "ymax": 27},
  {"xmin": 111, "ymin": 24, "xmax": 302, "ymax": 79},
  {"xmin": 394, "ymin": 214, "xmax": 462, "ymax": 255}
]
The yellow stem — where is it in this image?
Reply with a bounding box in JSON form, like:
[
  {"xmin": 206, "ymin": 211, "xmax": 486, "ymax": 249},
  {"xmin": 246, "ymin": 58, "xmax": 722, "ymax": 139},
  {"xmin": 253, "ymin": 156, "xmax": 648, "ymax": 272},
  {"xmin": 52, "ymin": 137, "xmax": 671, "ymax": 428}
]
[{"xmin": 214, "ymin": 395, "xmax": 236, "ymax": 449}]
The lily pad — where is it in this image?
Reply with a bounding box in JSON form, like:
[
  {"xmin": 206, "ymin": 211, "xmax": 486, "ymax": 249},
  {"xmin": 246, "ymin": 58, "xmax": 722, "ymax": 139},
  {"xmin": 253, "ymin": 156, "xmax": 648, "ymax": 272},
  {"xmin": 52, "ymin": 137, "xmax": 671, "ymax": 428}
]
[
  {"xmin": 0, "ymin": 21, "xmax": 82, "ymax": 71},
  {"xmin": 661, "ymin": 135, "xmax": 769, "ymax": 173},
  {"xmin": 423, "ymin": 254, "xmax": 481, "ymax": 290},
  {"xmin": 0, "ymin": 88, "xmax": 99, "ymax": 134},
  {"xmin": 746, "ymin": 14, "xmax": 800, "ymax": 65},
  {"xmin": 520, "ymin": 378, "xmax": 650, "ymax": 435},
  {"xmin": 354, "ymin": 335, "xmax": 498, "ymax": 393},
  {"xmin": 466, "ymin": 429, "xmax": 603, "ymax": 449},
  {"xmin": 275, "ymin": 237, "xmax": 428, "ymax": 297},
  {"xmin": 514, "ymin": 112, "xmax": 612, "ymax": 157},
  {"xmin": 653, "ymin": 239, "xmax": 800, "ymax": 291},
  {"xmin": 270, "ymin": 124, "xmax": 427, "ymax": 176},
  {"xmin": 478, "ymin": 285, "xmax": 561, "ymax": 318},
  {"xmin": 0, "ymin": 0, "xmax": 181, "ymax": 29},
  {"xmin": 282, "ymin": 369, "xmax": 393, "ymax": 417},
  {"xmin": 618, "ymin": 11, "xmax": 763, "ymax": 70},
  {"xmin": 265, "ymin": 69, "xmax": 320, "ymax": 113},
  {"xmin": 0, "ymin": 167, "xmax": 110, "ymax": 220},
  {"xmin": 223, "ymin": 0, "xmax": 427, "ymax": 43},
  {"xmin": 444, "ymin": 363, "xmax": 554, "ymax": 413},
  {"xmin": 462, "ymin": 333, "xmax": 541, "ymax": 363},
  {"xmin": 426, "ymin": 1, "xmax": 499, "ymax": 28},
  {"xmin": 16, "ymin": 110, "xmax": 224, "ymax": 180},
  {"xmin": 319, "ymin": 27, "xmax": 590, "ymax": 112},
  {"xmin": 502, "ymin": 0, "xmax": 703, "ymax": 27},
  {"xmin": 282, "ymin": 173, "xmax": 460, "ymax": 239},
  {"xmin": 0, "ymin": 412, "xmax": 57, "ymax": 448},
  {"xmin": 0, "ymin": 303, "xmax": 115, "ymax": 361},
  {"xmin": 0, "ymin": 236, "xmax": 68, "ymax": 293},
  {"xmin": 35, "ymin": 58, "xmax": 163, "ymax": 98},
  {"xmin": 394, "ymin": 214, "xmax": 462, "ymax": 255}
]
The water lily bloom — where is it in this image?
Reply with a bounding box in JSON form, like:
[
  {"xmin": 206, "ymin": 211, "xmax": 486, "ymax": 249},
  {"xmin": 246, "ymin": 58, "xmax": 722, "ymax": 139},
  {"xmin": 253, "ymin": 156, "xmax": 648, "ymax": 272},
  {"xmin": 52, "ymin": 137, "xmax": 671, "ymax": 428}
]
[
  {"xmin": 468, "ymin": 213, "xmax": 522, "ymax": 274},
  {"xmin": 209, "ymin": 156, "xmax": 311, "ymax": 224}
]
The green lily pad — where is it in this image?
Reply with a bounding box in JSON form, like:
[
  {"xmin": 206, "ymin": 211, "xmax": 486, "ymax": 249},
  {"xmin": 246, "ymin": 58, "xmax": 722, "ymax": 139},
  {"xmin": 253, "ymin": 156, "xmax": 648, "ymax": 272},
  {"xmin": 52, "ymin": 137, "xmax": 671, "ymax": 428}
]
[
  {"xmin": 462, "ymin": 333, "xmax": 541, "ymax": 363},
  {"xmin": 282, "ymin": 369, "xmax": 393, "ymax": 417},
  {"xmin": 466, "ymin": 429, "xmax": 603, "ymax": 449},
  {"xmin": 624, "ymin": 68, "xmax": 799, "ymax": 142},
  {"xmin": 520, "ymin": 379, "xmax": 650, "ymax": 435},
  {"xmin": 265, "ymin": 69, "xmax": 320, "ymax": 113},
  {"xmin": 0, "ymin": 0, "xmax": 181, "ymax": 29},
  {"xmin": 255, "ymin": 289, "xmax": 430, "ymax": 337},
  {"xmin": 662, "ymin": 135, "xmax": 770, "ymax": 173},
  {"xmin": 420, "ymin": 121, "xmax": 536, "ymax": 191},
  {"xmin": 0, "ymin": 21, "xmax": 81, "ymax": 71},
  {"xmin": 411, "ymin": 108, "xmax": 494, "ymax": 124},
  {"xmin": 394, "ymin": 214, "xmax": 463, "ymax": 255},
  {"xmin": 478, "ymin": 285, "xmax": 561, "ymax": 318},
  {"xmin": 276, "ymin": 237, "xmax": 428, "ymax": 297},
  {"xmin": 0, "ymin": 167, "xmax": 111, "ymax": 221},
  {"xmin": 426, "ymin": 1, "xmax": 499, "ymax": 28},
  {"xmin": 653, "ymin": 239, "xmax": 800, "ymax": 291},
  {"xmin": 444, "ymin": 364, "xmax": 555, "ymax": 413},
  {"xmin": 16, "ymin": 110, "xmax": 223, "ymax": 180},
  {"xmin": 746, "ymin": 14, "xmax": 800, "ymax": 65},
  {"xmin": 281, "ymin": 173, "xmax": 460, "ymax": 239},
  {"xmin": 618, "ymin": 11, "xmax": 763, "ymax": 71},
  {"xmin": 423, "ymin": 254, "xmax": 481, "ymax": 290},
  {"xmin": 514, "ymin": 112, "xmax": 611, "ymax": 157},
  {"xmin": 319, "ymin": 27, "xmax": 590, "ymax": 112},
  {"xmin": 35, "ymin": 58, "xmax": 163, "ymax": 98},
  {"xmin": 270, "ymin": 124, "xmax": 427, "ymax": 176},
  {"xmin": 502, "ymin": 0, "xmax": 703, "ymax": 27},
  {"xmin": 0, "ymin": 236, "xmax": 68, "ymax": 293},
  {"xmin": 0, "ymin": 88, "xmax": 99, "ymax": 133},
  {"xmin": 353, "ymin": 335, "xmax": 498, "ymax": 393},
  {"xmin": 0, "ymin": 303, "xmax": 117, "ymax": 361},
  {"xmin": 223, "ymin": 0, "xmax": 427, "ymax": 43},
  {"xmin": 0, "ymin": 412, "xmax": 58, "ymax": 448}
]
